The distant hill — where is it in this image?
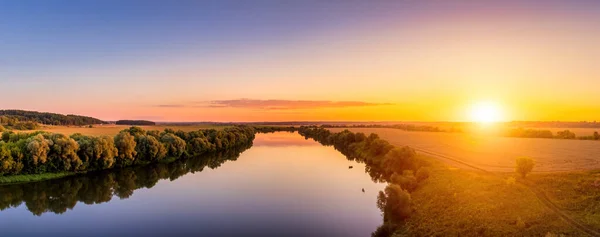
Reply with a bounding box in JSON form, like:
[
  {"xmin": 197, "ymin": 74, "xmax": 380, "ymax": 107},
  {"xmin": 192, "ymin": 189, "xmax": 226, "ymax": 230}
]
[
  {"xmin": 115, "ymin": 120, "xmax": 156, "ymax": 126},
  {"xmin": 0, "ymin": 110, "xmax": 107, "ymax": 126}
]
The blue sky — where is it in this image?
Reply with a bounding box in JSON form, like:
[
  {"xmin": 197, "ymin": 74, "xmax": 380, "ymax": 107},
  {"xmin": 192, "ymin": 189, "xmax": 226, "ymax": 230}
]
[{"xmin": 1, "ymin": 1, "xmax": 599, "ymax": 121}]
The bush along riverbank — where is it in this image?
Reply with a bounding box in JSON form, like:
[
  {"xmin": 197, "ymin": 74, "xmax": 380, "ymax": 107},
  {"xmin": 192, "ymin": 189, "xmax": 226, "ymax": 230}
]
[
  {"xmin": 0, "ymin": 126, "xmax": 256, "ymax": 183},
  {"xmin": 297, "ymin": 126, "xmax": 430, "ymax": 236}
]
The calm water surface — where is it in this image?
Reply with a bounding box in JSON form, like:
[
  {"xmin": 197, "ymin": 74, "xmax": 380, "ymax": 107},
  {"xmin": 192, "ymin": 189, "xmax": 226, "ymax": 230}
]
[{"xmin": 0, "ymin": 132, "xmax": 386, "ymax": 237}]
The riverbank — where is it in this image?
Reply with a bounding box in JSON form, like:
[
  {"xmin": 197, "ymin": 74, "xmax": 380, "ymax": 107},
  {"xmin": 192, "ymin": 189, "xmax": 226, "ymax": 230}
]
[
  {"xmin": 0, "ymin": 172, "xmax": 76, "ymax": 185},
  {"xmin": 0, "ymin": 126, "xmax": 256, "ymax": 184},
  {"xmin": 0, "ymin": 154, "xmax": 231, "ymax": 185},
  {"xmin": 315, "ymin": 127, "xmax": 600, "ymax": 235}
]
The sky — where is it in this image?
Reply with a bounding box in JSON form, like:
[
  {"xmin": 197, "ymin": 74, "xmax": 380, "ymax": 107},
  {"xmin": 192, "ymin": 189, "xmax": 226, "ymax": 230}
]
[{"xmin": 1, "ymin": 0, "xmax": 599, "ymax": 122}]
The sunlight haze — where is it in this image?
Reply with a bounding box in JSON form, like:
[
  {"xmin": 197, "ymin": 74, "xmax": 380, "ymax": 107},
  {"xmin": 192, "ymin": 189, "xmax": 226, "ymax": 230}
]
[{"xmin": 2, "ymin": 0, "xmax": 599, "ymax": 122}]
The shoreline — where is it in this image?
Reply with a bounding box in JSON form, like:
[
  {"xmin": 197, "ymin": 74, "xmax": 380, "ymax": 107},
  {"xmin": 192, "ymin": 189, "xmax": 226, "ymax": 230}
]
[{"xmin": 0, "ymin": 172, "xmax": 77, "ymax": 185}]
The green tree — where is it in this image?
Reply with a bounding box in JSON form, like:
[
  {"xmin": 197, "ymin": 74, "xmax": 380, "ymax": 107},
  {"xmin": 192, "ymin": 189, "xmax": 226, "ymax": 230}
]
[
  {"xmin": 6, "ymin": 141, "xmax": 25, "ymax": 174},
  {"xmin": 0, "ymin": 142, "xmax": 15, "ymax": 175},
  {"xmin": 187, "ymin": 137, "xmax": 214, "ymax": 155},
  {"xmin": 94, "ymin": 136, "xmax": 118, "ymax": 169},
  {"xmin": 160, "ymin": 133, "xmax": 186, "ymax": 157},
  {"xmin": 382, "ymin": 146, "xmax": 417, "ymax": 176},
  {"xmin": 71, "ymin": 134, "xmax": 93, "ymax": 168},
  {"xmin": 135, "ymin": 135, "xmax": 166, "ymax": 162},
  {"xmin": 125, "ymin": 126, "xmax": 146, "ymax": 137},
  {"xmin": 391, "ymin": 173, "xmax": 418, "ymax": 192},
  {"xmin": 73, "ymin": 134, "xmax": 117, "ymax": 170},
  {"xmin": 1, "ymin": 131, "xmax": 11, "ymax": 142},
  {"xmin": 146, "ymin": 130, "xmax": 161, "ymax": 139},
  {"xmin": 47, "ymin": 134, "xmax": 82, "ymax": 171},
  {"xmin": 114, "ymin": 132, "xmax": 137, "ymax": 165},
  {"xmin": 26, "ymin": 134, "xmax": 51, "ymax": 166},
  {"xmin": 377, "ymin": 184, "xmax": 412, "ymax": 223},
  {"xmin": 367, "ymin": 138, "xmax": 394, "ymax": 157}
]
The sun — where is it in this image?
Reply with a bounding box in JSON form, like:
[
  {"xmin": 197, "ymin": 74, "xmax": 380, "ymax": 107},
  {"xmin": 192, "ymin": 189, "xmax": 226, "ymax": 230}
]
[{"xmin": 469, "ymin": 101, "xmax": 503, "ymax": 123}]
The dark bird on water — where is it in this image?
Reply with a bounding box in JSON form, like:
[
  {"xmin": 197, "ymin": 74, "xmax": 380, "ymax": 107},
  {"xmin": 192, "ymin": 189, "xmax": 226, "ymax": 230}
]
[
  {"xmin": 362, "ymin": 188, "xmax": 365, "ymax": 193},
  {"xmin": 349, "ymin": 166, "xmax": 353, "ymax": 169}
]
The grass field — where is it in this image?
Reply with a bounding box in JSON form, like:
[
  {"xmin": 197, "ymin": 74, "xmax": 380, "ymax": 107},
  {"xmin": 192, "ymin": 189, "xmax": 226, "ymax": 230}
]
[
  {"xmin": 36, "ymin": 124, "xmax": 228, "ymax": 136},
  {"xmin": 399, "ymin": 155, "xmax": 590, "ymax": 236},
  {"xmin": 529, "ymin": 171, "xmax": 600, "ymax": 230},
  {"xmin": 331, "ymin": 128, "xmax": 600, "ymax": 172}
]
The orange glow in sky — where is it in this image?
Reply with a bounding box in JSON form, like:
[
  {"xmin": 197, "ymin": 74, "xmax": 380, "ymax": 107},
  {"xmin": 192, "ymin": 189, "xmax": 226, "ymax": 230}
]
[{"xmin": 2, "ymin": 1, "xmax": 600, "ymax": 122}]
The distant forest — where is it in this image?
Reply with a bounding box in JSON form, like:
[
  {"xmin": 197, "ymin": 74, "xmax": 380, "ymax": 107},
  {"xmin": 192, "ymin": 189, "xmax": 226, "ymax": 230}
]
[
  {"xmin": 0, "ymin": 110, "xmax": 106, "ymax": 126},
  {"xmin": 508, "ymin": 121, "xmax": 600, "ymax": 128},
  {"xmin": 116, "ymin": 120, "xmax": 156, "ymax": 126}
]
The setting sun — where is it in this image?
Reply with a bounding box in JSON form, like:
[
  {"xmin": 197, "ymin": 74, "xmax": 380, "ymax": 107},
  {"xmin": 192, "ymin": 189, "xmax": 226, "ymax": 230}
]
[{"xmin": 469, "ymin": 101, "xmax": 504, "ymax": 123}]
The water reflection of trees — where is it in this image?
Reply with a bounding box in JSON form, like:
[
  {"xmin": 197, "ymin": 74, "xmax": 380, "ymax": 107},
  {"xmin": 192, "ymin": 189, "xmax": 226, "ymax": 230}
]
[
  {"xmin": 0, "ymin": 144, "xmax": 251, "ymax": 216},
  {"xmin": 297, "ymin": 127, "xmax": 431, "ymax": 236}
]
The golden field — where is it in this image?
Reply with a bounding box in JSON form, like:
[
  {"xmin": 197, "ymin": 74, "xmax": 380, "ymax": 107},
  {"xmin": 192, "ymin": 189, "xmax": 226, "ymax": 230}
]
[
  {"xmin": 330, "ymin": 128, "xmax": 600, "ymax": 172},
  {"xmin": 36, "ymin": 124, "xmax": 227, "ymax": 136},
  {"xmin": 398, "ymin": 122, "xmax": 600, "ymax": 137}
]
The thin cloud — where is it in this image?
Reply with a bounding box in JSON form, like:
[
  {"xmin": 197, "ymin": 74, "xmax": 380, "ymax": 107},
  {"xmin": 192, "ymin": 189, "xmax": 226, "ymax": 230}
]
[
  {"xmin": 156, "ymin": 104, "xmax": 187, "ymax": 108},
  {"xmin": 154, "ymin": 99, "xmax": 393, "ymax": 110}
]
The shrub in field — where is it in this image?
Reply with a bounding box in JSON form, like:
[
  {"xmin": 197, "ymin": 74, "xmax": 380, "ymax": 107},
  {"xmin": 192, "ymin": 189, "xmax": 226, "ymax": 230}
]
[
  {"xmin": 556, "ymin": 130, "xmax": 576, "ymax": 139},
  {"xmin": 516, "ymin": 157, "xmax": 535, "ymax": 178}
]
